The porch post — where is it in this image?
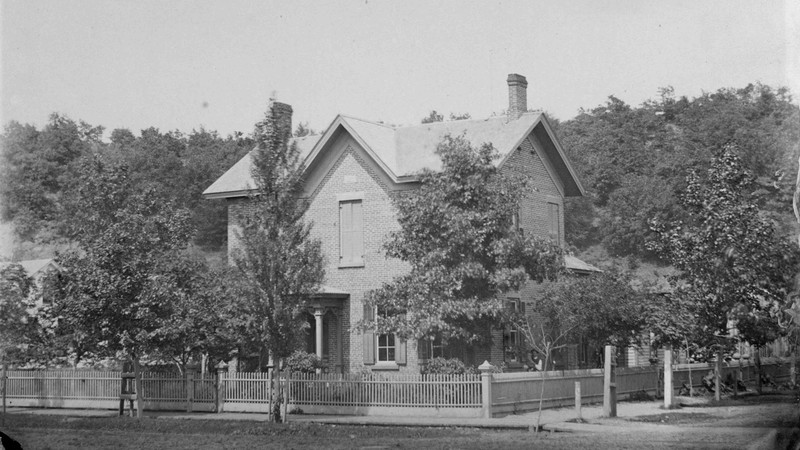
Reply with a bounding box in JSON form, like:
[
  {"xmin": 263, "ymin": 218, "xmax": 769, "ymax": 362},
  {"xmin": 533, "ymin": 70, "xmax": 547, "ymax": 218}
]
[{"xmin": 314, "ymin": 308, "xmax": 324, "ymax": 359}]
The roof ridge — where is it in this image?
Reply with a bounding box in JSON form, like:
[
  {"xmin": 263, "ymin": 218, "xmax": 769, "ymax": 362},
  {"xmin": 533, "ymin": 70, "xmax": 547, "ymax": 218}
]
[{"xmin": 339, "ymin": 114, "xmax": 397, "ymax": 129}]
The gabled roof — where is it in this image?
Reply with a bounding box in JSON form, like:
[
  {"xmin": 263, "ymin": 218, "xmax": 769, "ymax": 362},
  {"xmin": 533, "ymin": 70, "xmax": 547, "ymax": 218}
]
[
  {"xmin": 564, "ymin": 255, "xmax": 602, "ymax": 274},
  {"xmin": 203, "ymin": 112, "xmax": 584, "ymax": 199},
  {"xmin": 0, "ymin": 258, "xmax": 61, "ymax": 277}
]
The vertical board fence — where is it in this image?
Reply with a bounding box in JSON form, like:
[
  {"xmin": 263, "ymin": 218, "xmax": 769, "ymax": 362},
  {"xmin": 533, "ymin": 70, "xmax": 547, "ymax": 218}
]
[{"xmin": 2, "ymin": 358, "xmax": 794, "ymax": 418}]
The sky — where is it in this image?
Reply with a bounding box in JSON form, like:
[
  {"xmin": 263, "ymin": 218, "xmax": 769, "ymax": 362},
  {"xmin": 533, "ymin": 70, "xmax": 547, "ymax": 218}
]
[{"xmin": 2, "ymin": 0, "xmax": 798, "ymax": 139}]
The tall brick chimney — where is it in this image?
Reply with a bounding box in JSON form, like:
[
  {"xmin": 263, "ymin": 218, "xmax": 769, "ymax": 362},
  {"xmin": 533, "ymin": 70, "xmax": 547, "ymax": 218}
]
[
  {"xmin": 265, "ymin": 100, "xmax": 293, "ymax": 142},
  {"xmin": 507, "ymin": 73, "xmax": 528, "ymax": 119}
]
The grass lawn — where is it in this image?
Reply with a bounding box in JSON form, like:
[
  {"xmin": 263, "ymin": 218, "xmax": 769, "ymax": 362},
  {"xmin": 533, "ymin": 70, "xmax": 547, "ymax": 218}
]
[{"xmin": 2, "ymin": 414, "xmax": 545, "ymax": 450}]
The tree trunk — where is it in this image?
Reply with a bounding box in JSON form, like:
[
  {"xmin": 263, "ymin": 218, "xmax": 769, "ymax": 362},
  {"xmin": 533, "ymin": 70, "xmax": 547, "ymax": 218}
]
[
  {"xmin": 535, "ymin": 347, "xmax": 551, "ymax": 432},
  {"xmin": 714, "ymin": 350, "xmax": 722, "ymax": 402},
  {"xmin": 754, "ymin": 347, "xmax": 762, "ymax": 394},
  {"xmin": 685, "ymin": 341, "xmax": 693, "ymax": 397},
  {"xmin": 268, "ymin": 354, "xmax": 275, "ymax": 423},
  {"xmin": 132, "ymin": 357, "xmax": 144, "ymax": 419}
]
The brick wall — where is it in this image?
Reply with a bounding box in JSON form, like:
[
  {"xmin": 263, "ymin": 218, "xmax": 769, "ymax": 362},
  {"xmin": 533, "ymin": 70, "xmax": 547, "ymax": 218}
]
[{"xmin": 303, "ymin": 134, "xmax": 416, "ymax": 373}]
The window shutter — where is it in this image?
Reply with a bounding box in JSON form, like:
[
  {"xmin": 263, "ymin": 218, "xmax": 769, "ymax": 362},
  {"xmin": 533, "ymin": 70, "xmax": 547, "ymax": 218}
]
[
  {"xmin": 339, "ymin": 200, "xmax": 364, "ymax": 264},
  {"xmin": 340, "ymin": 202, "xmax": 352, "ymax": 262},
  {"xmin": 352, "ymin": 201, "xmax": 364, "ymax": 262},
  {"xmin": 362, "ymin": 304, "xmax": 375, "ymax": 365},
  {"xmin": 520, "ymin": 301, "xmax": 526, "ymax": 315},
  {"xmin": 396, "ymin": 339, "xmax": 407, "ymax": 365}
]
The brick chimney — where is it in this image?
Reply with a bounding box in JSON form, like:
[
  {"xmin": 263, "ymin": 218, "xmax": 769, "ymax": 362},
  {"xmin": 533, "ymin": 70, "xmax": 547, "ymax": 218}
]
[
  {"xmin": 265, "ymin": 100, "xmax": 293, "ymax": 142},
  {"xmin": 507, "ymin": 73, "xmax": 528, "ymax": 119}
]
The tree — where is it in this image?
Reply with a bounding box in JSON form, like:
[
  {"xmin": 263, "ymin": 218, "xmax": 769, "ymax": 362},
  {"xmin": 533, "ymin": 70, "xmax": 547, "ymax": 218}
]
[
  {"xmin": 0, "ymin": 264, "xmax": 33, "ymax": 363},
  {"xmin": 421, "ymin": 110, "xmax": 444, "ymax": 124},
  {"xmin": 364, "ymin": 135, "xmax": 562, "ymax": 345},
  {"xmin": 230, "ymin": 101, "xmax": 324, "ymax": 386},
  {"xmin": 0, "ymin": 114, "xmax": 103, "ymax": 242},
  {"xmin": 650, "ymin": 146, "xmax": 800, "ymax": 392},
  {"xmin": 140, "ymin": 255, "xmax": 239, "ymax": 373},
  {"xmin": 293, "ymin": 122, "xmax": 315, "ymax": 137},
  {"xmin": 56, "ymin": 155, "xmax": 193, "ymax": 417}
]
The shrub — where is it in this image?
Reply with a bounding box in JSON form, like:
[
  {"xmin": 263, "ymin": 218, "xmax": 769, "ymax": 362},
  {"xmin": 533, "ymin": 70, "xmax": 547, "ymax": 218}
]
[
  {"xmin": 421, "ymin": 357, "xmax": 477, "ymax": 375},
  {"xmin": 285, "ymin": 350, "xmax": 324, "ymax": 374}
]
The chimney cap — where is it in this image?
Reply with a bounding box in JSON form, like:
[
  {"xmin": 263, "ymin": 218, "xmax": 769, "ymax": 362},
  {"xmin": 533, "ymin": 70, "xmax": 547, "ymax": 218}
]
[{"xmin": 507, "ymin": 73, "xmax": 528, "ymax": 87}]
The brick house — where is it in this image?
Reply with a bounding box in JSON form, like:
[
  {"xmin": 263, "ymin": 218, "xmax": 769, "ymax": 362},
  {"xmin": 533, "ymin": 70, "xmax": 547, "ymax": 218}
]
[{"xmin": 204, "ymin": 74, "xmax": 595, "ymax": 373}]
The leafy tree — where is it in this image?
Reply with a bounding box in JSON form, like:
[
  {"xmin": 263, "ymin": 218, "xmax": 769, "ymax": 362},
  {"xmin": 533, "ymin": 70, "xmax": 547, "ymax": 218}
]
[
  {"xmin": 421, "ymin": 110, "xmax": 444, "ymax": 124},
  {"xmin": 558, "ymin": 84, "xmax": 799, "ymax": 261},
  {"xmin": 293, "ymin": 122, "xmax": 315, "ymax": 137},
  {"xmin": 183, "ymin": 129, "xmax": 252, "ymax": 249},
  {"xmin": 364, "ymin": 135, "xmax": 562, "ymax": 344},
  {"xmin": 448, "ymin": 112, "xmax": 471, "ymax": 121},
  {"xmin": 231, "ymin": 102, "xmax": 325, "ymax": 375},
  {"xmin": 56, "ymin": 155, "xmax": 193, "ymax": 417},
  {"xmin": 650, "ymin": 146, "xmax": 800, "ymax": 390},
  {"xmin": 0, "ymin": 263, "xmax": 33, "ymax": 363},
  {"xmin": 140, "ymin": 255, "xmax": 239, "ymax": 373},
  {"xmin": 0, "ymin": 114, "xmax": 103, "ymax": 242}
]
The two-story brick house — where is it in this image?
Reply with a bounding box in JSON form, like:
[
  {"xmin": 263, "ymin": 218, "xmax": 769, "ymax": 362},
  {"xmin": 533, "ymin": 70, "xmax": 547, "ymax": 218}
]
[{"xmin": 204, "ymin": 74, "xmax": 591, "ymax": 373}]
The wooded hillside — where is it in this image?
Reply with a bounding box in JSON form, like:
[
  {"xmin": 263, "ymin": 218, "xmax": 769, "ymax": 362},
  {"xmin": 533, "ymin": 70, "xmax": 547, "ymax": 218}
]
[{"xmin": 2, "ymin": 83, "xmax": 798, "ymax": 265}]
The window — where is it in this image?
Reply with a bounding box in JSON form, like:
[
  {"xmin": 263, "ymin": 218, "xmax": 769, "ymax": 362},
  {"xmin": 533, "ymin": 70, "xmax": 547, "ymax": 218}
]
[
  {"xmin": 504, "ymin": 300, "xmax": 522, "ymax": 362},
  {"xmin": 419, "ymin": 336, "xmax": 445, "ymax": 361},
  {"xmin": 377, "ymin": 334, "xmax": 396, "ymax": 362},
  {"xmin": 339, "ymin": 200, "xmax": 364, "ymax": 266},
  {"xmin": 547, "ymin": 202, "xmax": 560, "ymax": 244},
  {"xmin": 362, "ymin": 304, "xmax": 406, "ymax": 366}
]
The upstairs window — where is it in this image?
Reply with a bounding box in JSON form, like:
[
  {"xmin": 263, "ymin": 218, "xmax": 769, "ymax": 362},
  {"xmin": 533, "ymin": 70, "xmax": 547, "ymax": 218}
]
[{"xmin": 339, "ymin": 199, "xmax": 364, "ymax": 266}]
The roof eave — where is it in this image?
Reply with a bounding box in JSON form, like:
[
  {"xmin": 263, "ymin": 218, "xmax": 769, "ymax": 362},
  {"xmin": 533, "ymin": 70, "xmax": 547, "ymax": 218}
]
[
  {"xmin": 537, "ymin": 114, "xmax": 586, "ymax": 197},
  {"xmin": 202, "ymin": 189, "xmax": 254, "ymax": 200}
]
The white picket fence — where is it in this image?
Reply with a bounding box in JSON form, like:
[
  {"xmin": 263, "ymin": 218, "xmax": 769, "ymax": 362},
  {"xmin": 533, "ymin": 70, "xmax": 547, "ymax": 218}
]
[{"xmin": 1, "ymin": 358, "xmax": 793, "ymax": 418}]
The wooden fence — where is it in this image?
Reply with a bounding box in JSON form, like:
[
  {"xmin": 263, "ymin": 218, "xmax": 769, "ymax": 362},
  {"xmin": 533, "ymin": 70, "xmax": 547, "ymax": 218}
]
[
  {"xmin": 1, "ymin": 358, "xmax": 794, "ymax": 418},
  {"xmin": 486, "ymin": 358, "xmax": 793, "ymax": 416}
]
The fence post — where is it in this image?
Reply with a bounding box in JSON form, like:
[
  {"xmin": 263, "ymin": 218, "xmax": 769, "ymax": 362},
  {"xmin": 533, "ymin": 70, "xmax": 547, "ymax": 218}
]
[
  {"xmin": 715, "ymin": 351, "xmax": 722, "ymax": 402},
  {"xmin": 186, "ymin": 364, "xmax": 197, "ymax": 413},
  {"xmin": 603, "ymin": 345, "xmax": 617, "ymax": 417},
  {"xmin": 1, "ymin": 362, "xmax": 7, "ymax": 423},
  {"xmin": 478, "ymin": 361, "xmax": 494, "ymax": 419},
  {"xmin": 664, "ymin": 346, "xmax": 673, "ymax": 409},
  {"xmin": 574, "ymin": 381, "xmax": 582, "ymax": 421},
  {"xmin": 215, "ymin": 362, "xmax": 227, "ymax": 413}
]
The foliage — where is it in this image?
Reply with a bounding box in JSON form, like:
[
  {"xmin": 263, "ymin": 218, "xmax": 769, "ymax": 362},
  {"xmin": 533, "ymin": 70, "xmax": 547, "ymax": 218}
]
[
  {"xmin": 55, "ymin": 155, "xmax": 194, "ymax": 362},
  {"xmin": 420, "ymin": 110, "xmax": 472, "ymax": 123},
  {"xmin": 0, "ymin": 263, "xmax": 33, "ymax": 360},
  {"xmin": 0, "ymin": 114, "xmax": 103, "ymax": 242},
  {"xmin": 512, "ymin": 270, "xmax": 648, "ymax": 367},
  {"xmin": 285, "ymin": 350, "xmax": 324, "ymax": 374},
  {"xmin": 1, "ymin": 117, "xmax": 251, "ymax": 255},
  {"xmin": 649, "ymin": 146, "xmax": 800, "ymax": 349},
  {"xmin": 421, "ymin": 110, "xmax": 444, "ymax": 123},
  {"xmin": 139, "ymin": 255, "xmax": 239, "ymax": 370},
  {"xmin": 293, "ymin": 122, "xmax": 316, "ymax": 137},
  {"xmin": 231, "ymin": 102, "xmax": 325, "ymax": 368},
  {"xmin": 420, "ymin": 357, "xmax": 477, "ymax": 375},
  {"xmin": 559, "ymin": 84, "xmax": 799, "ymax": 260},
  {"xmin": 365, "ymin": 135, "xmax": 563, "ymax": 343}
]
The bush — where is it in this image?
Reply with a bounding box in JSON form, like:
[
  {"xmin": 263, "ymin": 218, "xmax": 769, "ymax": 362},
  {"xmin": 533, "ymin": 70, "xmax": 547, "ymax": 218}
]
[
  {"xmin": 420, "ymin": 357, "xmax": 477, "ymax": 375},
  {"xmin": 285, "ymin": 350, "xmax": 324, "ymax": 374}
]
